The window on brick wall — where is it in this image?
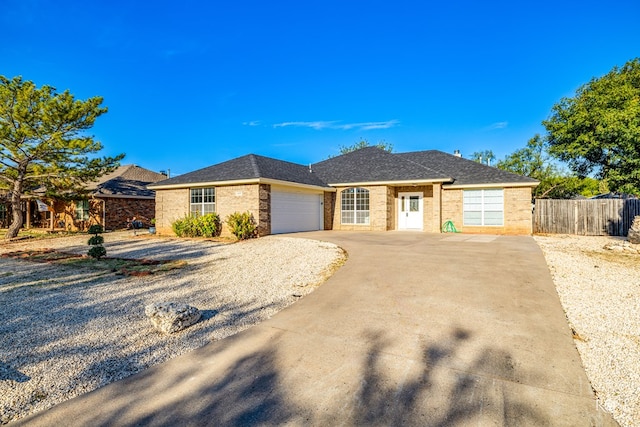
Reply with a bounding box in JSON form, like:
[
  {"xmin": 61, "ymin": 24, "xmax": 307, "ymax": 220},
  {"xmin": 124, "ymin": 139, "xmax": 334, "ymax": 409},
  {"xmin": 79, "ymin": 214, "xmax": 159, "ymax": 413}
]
[
  {"xmin": 75, "ymin": 200, "xmax": 90, "ymax": 221},
  {"xmin": 190, "ymin": 188, "xmax": 215, "ymax": 216},
  {"xmin": 341, "ymin": 188, "xmax": 370, "ymax": 224},
  {"xmin": 463, "ymin": 189, "xmax": 504, "ymax": 226}
]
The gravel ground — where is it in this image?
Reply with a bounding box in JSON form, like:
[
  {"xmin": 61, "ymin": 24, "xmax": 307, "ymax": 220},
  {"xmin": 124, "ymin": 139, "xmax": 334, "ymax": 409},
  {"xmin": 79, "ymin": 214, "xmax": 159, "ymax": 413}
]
[
  {"xmin": 0, "ymin": 232, "xmax": 346, "ymax": 424},
  {"xmin": 534, "ymin": 234, "xmax": 640, "ymax": 427}
]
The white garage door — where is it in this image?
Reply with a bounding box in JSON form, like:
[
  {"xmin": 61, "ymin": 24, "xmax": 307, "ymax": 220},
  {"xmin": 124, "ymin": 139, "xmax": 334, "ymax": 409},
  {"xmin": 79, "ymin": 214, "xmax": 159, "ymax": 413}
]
[{"xmin": 271, "ymin": 191, "xmax": 323, "ymax": 234}]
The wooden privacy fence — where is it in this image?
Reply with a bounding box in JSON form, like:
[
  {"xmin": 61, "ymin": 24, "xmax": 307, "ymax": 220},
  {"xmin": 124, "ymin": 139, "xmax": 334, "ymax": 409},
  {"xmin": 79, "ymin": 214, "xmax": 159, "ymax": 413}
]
[{"xmin": 534, "ymin": 199, "xmax": 640, "ymax": 236}]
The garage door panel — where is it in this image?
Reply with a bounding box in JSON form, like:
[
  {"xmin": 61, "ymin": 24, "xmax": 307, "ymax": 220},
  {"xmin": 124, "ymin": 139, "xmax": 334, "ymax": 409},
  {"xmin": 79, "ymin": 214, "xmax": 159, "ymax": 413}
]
[{"xmin": 271, "ymin": 191, "xmax": 322, "ymax": 234}]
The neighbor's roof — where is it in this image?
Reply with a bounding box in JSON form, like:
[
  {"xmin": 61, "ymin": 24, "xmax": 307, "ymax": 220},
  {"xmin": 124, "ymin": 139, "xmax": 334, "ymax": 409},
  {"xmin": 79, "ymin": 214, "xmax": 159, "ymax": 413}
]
[
  {"xmin": 397, "ymin": 150, "xmax": 539, "ymax": 187},
  {"xmin": 148, "ymin": 154, "xmax": 330, "ymax": 189},
  {"xmin": 88, "ymin": 165, "xmax": 168, "ymax": 198},
  {"xmin": 311, "ymin": 146, "xmax": 452, "ymax": 184}
]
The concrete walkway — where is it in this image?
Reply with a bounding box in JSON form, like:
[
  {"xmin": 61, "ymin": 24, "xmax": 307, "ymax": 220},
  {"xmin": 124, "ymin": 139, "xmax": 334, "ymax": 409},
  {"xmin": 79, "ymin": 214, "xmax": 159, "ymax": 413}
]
[{"xmin": 17, "ymin": 232, "xmax": 617, "ymax": 426}]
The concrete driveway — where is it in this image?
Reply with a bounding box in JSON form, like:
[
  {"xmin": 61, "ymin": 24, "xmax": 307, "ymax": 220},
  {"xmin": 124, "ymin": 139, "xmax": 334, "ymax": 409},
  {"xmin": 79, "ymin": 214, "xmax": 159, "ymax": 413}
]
[{"xmin": 16, "ymin": 232, "xmax": 617, "ymax": 426}]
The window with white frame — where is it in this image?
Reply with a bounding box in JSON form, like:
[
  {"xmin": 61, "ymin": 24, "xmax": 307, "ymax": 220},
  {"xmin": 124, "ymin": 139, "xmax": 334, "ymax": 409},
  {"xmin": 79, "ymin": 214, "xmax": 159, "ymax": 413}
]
[
  {"xmin": 463, "ymin": 189, "xmax": 504, "ymax": 226},
  {"xmin": 341, "ymin": 188, "xmax": 370, "ymax": 224},
  {"xmin": 75, "ymin": 200, "xmax": 90, "ymax": 221},
  {"xmin": 190, "ymin": 188, "xmax": 215, "ymax": 216}
]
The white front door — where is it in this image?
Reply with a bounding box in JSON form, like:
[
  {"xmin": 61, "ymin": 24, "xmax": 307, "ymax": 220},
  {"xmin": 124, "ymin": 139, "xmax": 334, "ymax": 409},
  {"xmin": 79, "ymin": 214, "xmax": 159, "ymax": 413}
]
[{"xmin": 398, "ymin": 192, "xmax": 423, "ymax": 230}]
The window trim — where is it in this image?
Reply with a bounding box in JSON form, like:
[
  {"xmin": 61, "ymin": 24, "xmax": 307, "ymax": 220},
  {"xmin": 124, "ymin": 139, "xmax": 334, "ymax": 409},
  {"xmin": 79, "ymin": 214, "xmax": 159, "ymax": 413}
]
[
  {"xmin": 463, "ymin": 189, "xmax": 504, "ymax": 226},
  {"xmin": 190, "ymin": 187, "xmax": 216, "ymax": 216},
  {"xmin": 341, "ymin": 187, "xmax": 370, "ymax": 225}
]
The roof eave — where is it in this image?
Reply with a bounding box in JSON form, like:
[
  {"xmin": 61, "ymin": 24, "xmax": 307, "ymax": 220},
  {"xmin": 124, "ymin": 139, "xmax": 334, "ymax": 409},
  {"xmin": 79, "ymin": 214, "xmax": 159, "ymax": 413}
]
[
  {"xmin": 443, "ymin": 181, "xmax": 540, "ymax": 189},
  {"xmin": 149, "ymin": 177, "xmax": 333, "ymax": 192},
  {"xmin": 327, "ymin": 178, "xmax": 453, "ymax": 187}
]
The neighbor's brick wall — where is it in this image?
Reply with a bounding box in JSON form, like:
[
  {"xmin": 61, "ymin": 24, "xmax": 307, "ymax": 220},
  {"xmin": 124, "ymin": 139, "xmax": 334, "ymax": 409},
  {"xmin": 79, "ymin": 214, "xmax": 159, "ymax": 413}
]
[
  {"xmin": 155, "ymin": 188, "xmax": 189, "ymax": 235},
  {"xmin": 441, "ymin": 187, "xmax": 533, "ymax": 235},
  {"xmin": 102, "ymin": 198, "xmax": 155, "ymax": 230},
  {"xmin": 332, "ymin": 185, "xmax": 389, "ymax": 231}
]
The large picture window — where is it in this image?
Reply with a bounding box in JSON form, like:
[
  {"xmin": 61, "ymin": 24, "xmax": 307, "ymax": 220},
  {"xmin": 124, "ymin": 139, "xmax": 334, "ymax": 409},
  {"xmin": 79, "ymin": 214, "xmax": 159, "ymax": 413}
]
[
  {"xmin": 190, "ymin": 188, "xmax": 215, "ymax": 216},
  {"xmin": 463, "ymin": 189, "xmax": 504, "ymax": 226},
  {"xmin": 341, "ymin": 188, "xmax": 370, "ymax": 225},
  {"xmin": 75, "ymin": 200, "xmax": 90, "ymax": 221}
]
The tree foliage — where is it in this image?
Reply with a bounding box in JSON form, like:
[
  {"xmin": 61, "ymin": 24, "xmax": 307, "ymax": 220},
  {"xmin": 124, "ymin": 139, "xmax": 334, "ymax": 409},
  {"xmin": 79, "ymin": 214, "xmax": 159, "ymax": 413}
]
[
  {"xmin": 471, "ymin": 150, "xmax": 495, "ymax": 166},
  {"xmin": 543, "ymin": 58, "xmax": 640, "ymax": 195},
  {"xmin": 0, "ymin": 76, "xmax": 124, "ymax": 239},
  {"xmin": 338, "ymin": 138, "xmax": 393, "ymax": 154},
  {"xmin": 496, "ymin": 135, "xmax": 602, "ymax": 199}
]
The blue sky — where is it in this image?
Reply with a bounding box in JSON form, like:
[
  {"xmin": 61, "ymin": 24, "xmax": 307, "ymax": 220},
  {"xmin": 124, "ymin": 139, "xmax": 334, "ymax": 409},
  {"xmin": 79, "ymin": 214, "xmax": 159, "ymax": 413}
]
[{"xmin": 2, "ymin": 1, "xmax": 639, "ymax": 176}]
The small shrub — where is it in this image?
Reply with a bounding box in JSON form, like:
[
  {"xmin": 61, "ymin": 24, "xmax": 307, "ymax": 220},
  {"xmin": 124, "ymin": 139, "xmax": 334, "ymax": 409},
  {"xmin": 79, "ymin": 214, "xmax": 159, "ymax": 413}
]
[
  {"xmin": 226, "ymin": 211, "xmax": 257, "ymax": 240},
  {"xmin": 198, "ymin": 213, "xmax": 222, "ymax": 237},
  {"xmin": 87, "ymin": 245, "xmax": 107, "ymax": 259},
  {"xmin": 87, "ymin": 224, "xmax": 106, "ymax": 259},
  {"xmin": 171, "ymin": 213, "xmax": 221, "ymax": 238}
]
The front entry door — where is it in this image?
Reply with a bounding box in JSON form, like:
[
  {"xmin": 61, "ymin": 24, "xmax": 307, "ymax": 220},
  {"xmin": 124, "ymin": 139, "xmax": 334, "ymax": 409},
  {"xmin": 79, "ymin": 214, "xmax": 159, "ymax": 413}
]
[{"xmin": 398, "ymin": 192, "xmax": 423, "ymax": 230}]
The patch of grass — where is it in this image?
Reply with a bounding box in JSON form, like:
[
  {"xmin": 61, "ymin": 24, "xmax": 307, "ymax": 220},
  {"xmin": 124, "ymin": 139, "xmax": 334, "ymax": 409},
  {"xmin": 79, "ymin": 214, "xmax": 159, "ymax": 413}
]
[
  {"xmin": 583, "ymin": 249, "xmax": 639, "ymax": 268},
  {"xmin": 0, "ymin": 229, "xmax": 82, "ymax": 243},
  {"xmin": 1, "ymin": 249, "xmax": 186, "ymax": 276}
]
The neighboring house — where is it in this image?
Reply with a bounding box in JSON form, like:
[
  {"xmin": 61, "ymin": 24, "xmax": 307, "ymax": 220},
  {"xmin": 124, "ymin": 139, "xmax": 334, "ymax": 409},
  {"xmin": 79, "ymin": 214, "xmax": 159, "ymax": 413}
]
[
  {"xmin": 149, "ymin": 147, "xmax": 539, "ymax": 236},
  {"xmin": 5, "ymin": 165, "xmax": 167, "ymax": 231}
]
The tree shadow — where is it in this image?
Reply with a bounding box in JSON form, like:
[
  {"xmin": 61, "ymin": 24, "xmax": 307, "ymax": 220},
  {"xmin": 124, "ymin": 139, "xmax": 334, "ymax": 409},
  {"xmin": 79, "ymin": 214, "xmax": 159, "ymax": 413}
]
[
  {"xmin": 14, "ymin": 327, "xmax": 555, "ymax": 426},
  {"xmin": 0, "ymin": 362, "xmax": 30, "ymax": 383}
]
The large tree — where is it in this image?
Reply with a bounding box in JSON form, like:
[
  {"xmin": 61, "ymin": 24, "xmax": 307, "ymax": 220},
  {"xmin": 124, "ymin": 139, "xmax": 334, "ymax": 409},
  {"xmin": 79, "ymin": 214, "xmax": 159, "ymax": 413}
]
[
  {"xmin": 496, "ymin": 135, "xmax": 602, "ymax": 199},
  {"xmin": 0, "ymin": 76, "xmax": 124, "ymax": 239},
  {"xmin": 543, "ymin": 58, "xmax": 640, "ymax": 194}
]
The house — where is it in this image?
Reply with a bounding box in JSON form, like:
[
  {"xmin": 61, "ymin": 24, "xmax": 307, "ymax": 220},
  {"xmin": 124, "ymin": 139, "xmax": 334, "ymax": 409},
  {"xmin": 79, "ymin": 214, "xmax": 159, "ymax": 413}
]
[
  {"xmin": 148, "ymin": 147, "xmax": 539, "ymax": 236},
  {"xmin": 5, "ymin": 165, "xmax": 167, "ymax": 231}
]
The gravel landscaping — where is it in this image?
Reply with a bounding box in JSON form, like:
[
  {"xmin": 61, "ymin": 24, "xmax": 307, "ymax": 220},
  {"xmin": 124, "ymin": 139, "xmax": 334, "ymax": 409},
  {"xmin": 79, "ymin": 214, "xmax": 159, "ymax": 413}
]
[
  {"xmin": 535, "ymin": 234, "xmax": 640, "ymax": 427},
  {"xmin": 0, "ymin": 232, "xmax": 346, "ymax": 424}
]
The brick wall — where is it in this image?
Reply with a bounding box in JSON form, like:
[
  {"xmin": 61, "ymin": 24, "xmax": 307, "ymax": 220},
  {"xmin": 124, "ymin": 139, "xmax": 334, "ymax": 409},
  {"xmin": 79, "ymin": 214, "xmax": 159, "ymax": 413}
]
[
  {"xmin": 102, "ymin": 198, "xmax": 155, "ymax": 230},
  {"xmin": 331, "ymin": 185, "xmax": 389, "ymax": 231},
  {"xmin": 324, "ymin": 192, "xmax": 335, "ymax": 230},
  {"xmin": 441, "ymin": 186, "xmax": 533, "ymax": 235},
  {"xmin": 392, "ymin": 185, "xmax": 435, "ymax": 231},
  {"xmin": 155, "ymin": 188, "xmax": 189, "ymax": 235}
]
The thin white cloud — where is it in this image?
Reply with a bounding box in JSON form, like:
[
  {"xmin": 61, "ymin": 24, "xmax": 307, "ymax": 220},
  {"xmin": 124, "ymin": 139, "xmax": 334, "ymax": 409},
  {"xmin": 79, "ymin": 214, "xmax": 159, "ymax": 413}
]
[
  {"xmin": 272, "ymin": 120, "xmax": 399, "ymax": 131},
  {"xmin": 242, "ymin": 120, "xmax": 262, "ymax": 126},
  {"xmin": 486, "ymin": 121, "xmax": 508, "ymax": 130},
  {"xmin": 273, "ymin": 121, "xmax": 339, "ymax": 130}
]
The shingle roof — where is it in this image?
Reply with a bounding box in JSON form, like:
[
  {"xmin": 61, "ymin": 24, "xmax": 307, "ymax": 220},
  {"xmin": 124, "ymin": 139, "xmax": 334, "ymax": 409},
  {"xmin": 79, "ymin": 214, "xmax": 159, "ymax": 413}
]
[
  {"xmin": 149, "ymin": 154, "xmax": 330, "ymax": 188},
  {"xmin": 311, "ymin": 147, "xmax": 451, "ymax": 184},
  {"xmin": 397, "ymin": 150, "xmax": 539, "ymax": 186},
  {"xmin": 89, "ymin": 165, "xmax": 168, "ymax": 198},
  {"xmin": 149, "ymin": 148, "xmax": 538, "ymax": 190}
]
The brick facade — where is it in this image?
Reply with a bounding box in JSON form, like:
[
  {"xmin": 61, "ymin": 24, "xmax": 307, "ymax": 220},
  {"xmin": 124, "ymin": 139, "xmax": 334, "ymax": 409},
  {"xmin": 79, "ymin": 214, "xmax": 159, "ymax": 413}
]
[
  {"xmin": 155, "ymin": 184, "xmax": 272, "ymax": 237},
  {"xmin": 441, "ymin": 186, "xmax": 533, "ymax": 234},
  {"xmin": 154, "ymin": 183, "xmax": 534, "ymax": 237}
]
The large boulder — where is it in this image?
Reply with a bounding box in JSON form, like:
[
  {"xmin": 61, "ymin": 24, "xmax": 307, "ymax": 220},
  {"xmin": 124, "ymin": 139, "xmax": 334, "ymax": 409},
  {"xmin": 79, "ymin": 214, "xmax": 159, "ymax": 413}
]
[
  {"xmin": 628, "ymin": 215, "xmax": 640, "ymax": 244},
  {"xmin": 145, "ymin": 302, "xmax": 201, "ymax": 334}
]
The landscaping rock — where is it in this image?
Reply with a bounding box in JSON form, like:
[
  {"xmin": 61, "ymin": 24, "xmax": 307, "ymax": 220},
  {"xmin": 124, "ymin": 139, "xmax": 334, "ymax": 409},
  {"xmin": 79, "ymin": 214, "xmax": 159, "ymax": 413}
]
[
  {"xmin": 628, "ymin": 215, "xmax": 640, "ymax": 244},
  {"xmin": 145, "ymin": 302, "xmax": 201, "ymax": 334}
]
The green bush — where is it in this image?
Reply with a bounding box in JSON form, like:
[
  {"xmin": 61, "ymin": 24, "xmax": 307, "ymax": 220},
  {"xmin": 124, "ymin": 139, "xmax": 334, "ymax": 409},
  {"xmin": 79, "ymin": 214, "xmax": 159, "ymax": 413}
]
[
  {"xmin": 171, "ymin": 213, "xmax": 221, "ymax": 238},
  {"xmin": 87, "ymin": 245, "xmax": 107, "ymax": 259},
  {"xmin": 226, "ymin": 211, "xmax": 257, "ymax": 240},
  {"xmin": 88, "ymin": 235, "xmax": 104, "ymax": 246},
  {"xmin": 87, "ymin": 224, "xmax": 106, "ymax": 259}
]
